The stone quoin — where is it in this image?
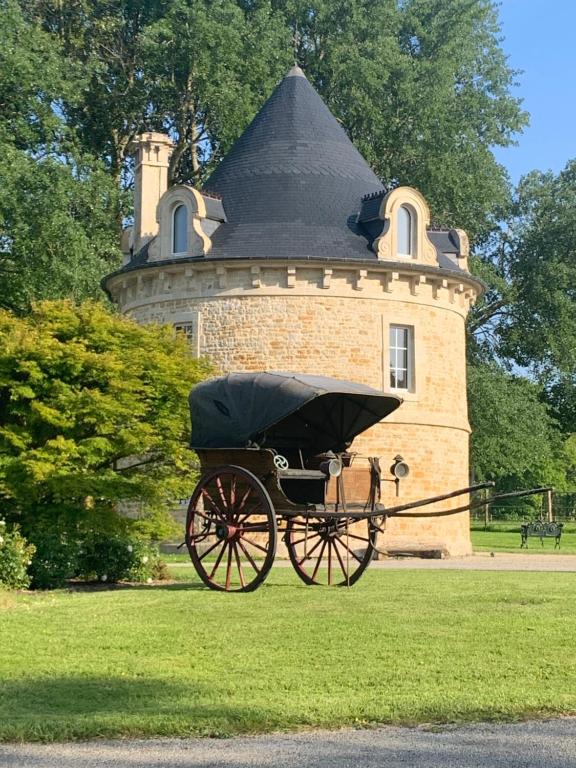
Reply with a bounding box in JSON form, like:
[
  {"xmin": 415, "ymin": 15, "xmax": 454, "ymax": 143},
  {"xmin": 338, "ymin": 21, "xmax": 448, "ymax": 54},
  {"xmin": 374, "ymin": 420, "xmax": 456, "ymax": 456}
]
[{"xmin": 103, "ymin": 66, "xmax": 484, "ymax": 556}]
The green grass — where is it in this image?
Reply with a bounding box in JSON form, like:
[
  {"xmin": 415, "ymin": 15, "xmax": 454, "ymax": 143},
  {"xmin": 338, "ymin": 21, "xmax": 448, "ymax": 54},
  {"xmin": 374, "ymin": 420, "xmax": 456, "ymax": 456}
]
[
  {"xmin": 2, "ymin": 567, "xmax": 576, "ymax": 742},
  {"xmin": 471, "ymin": 525, "xmax": 576, "ymax": 554}
]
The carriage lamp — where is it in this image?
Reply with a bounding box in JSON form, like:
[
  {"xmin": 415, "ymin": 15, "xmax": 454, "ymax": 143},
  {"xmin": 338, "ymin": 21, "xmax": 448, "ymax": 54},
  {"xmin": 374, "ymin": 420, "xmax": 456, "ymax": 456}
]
[
  {"xmin": 319, "ymin": 457, "xmax": 343, "ymax": 477},
  {"xmin": 391, "ymin": 455, "xmax": 410, "ymax": 480}
]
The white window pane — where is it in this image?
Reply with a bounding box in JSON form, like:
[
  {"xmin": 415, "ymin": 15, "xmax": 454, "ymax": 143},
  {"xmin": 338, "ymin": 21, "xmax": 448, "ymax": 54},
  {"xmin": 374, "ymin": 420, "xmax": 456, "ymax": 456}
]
[
  {"xmin": 397, "ymin": 206, "xmax": 412, "ymax": 256},
  {"xmin": 173, "ymin": 205, "xmax": 188, "ymax": 254},
  {"xmin": 389, "ymin": 324, "xmax": 413, "ymax": 391}
]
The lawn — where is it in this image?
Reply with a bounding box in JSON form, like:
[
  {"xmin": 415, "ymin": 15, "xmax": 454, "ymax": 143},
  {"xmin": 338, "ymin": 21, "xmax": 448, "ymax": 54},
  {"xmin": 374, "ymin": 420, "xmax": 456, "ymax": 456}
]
[
  {"xmin": 2, "ymin": 566, "xmax": 576, "ymax": 742},
  {"xmin": 471, "ymin": 525, "xmax": 576, "ymax": 554}
]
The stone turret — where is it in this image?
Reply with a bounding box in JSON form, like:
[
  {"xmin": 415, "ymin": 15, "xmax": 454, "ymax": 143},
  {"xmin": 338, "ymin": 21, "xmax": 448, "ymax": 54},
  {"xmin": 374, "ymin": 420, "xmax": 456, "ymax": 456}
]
[{"xmin": 104, "ymin": 68, "xmax": 484, "ymax": 556}]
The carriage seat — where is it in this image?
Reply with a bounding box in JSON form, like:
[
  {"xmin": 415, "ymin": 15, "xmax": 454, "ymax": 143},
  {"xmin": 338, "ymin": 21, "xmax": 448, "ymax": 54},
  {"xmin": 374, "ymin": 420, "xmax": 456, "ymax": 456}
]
[{"xmin": 277, "ymin": 467, "xmax": 327, "ymax": 505}]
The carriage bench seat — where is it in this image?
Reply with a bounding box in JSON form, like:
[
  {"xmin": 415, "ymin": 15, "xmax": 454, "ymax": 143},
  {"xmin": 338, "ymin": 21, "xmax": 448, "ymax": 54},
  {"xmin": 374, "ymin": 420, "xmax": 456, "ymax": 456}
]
[
  {"xmin": 278, "ymin": 468, "xmax": 326, "ymax": 479},
  {"xmin": 520, "ymin": 521, "xmax": 563, "ymax": 549}
]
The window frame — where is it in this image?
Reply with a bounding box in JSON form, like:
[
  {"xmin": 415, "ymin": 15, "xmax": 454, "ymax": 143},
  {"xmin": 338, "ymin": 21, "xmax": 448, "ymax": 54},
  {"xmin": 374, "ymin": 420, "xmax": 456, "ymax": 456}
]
[
  {"xmin": 172, "ymin": 203, "xmax": 188, "ymax": 256},
  {"xmin": 389, "ymin": 324, "xmax": 415, "ymax": 392},
  {"xmin": 397, "ymin": 204, "xmax": 415, "ymax": 258}
]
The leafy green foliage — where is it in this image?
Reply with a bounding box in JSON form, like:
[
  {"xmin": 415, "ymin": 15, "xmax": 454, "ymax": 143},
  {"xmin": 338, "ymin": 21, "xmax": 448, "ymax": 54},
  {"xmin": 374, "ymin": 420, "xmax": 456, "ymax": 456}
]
[
  {"xmin": 27, "ymin": 530, "xmax": 80, "ymax": 589},
  {"xmin": 0, "ymin": 300, "xmax": 211, "ymax": 541},
  {"xmin": 0, "ymin": 1, "xmax": 123, "ymax": 313},
  {"xmin": 78, "ymin": 535, "xmax": 167, "ymax": 584},
  {"xmin": 468, "ymin": 362, "xmax": 570, "ymax": 490},
  {"xmin": 0, "ymin": 520, "xmax": 35, "ymax": 590},
  {"xmin": 22, "ymin": 0, "xmax": 525, "ymax": 240}
]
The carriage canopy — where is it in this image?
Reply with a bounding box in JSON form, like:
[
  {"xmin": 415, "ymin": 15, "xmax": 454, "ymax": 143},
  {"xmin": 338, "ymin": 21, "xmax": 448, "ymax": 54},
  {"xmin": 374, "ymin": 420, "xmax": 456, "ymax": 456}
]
[{"xmin": 189, "ymin": 372, "xmax": 402, "ymax": 457}]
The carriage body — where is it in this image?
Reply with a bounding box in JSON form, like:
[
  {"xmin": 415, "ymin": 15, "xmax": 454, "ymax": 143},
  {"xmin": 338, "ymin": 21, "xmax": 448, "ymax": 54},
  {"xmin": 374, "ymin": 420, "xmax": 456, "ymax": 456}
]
[{"xmin": 185, "ymin": 372, "xmax": 402, "ymax": 591}]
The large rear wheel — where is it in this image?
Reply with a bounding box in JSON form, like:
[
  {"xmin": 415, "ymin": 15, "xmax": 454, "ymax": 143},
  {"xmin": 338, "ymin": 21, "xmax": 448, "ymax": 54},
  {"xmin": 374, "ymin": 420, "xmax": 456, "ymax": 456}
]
[
  {"xmin": 285, "ymin": 515, "xmax": 376, "ymax": 586},
  {"xmin": 186, "ymin": 466, "xmax": 277, "ymax": 592}
]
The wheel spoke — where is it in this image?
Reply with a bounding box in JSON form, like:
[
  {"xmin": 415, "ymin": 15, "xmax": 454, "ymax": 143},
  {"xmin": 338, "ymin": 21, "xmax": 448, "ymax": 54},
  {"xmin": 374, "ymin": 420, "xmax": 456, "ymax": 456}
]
[
  {"xmin": 233, "ymin": 485, "xmax": 253, "ymax": 520},
  {"xmin": 201, "ymin": 488, "xmax": 226, "ymax": 519},
  {"xmin": 208, "ymin": 541, "xmax": 228, "ymax": 579},
  {"xmin": 296, "ymin": 535, "xmax": 323, "ymax": 565},
  {"xmin": 334, "ymin": 535, "xmax": 363, "ymax": 563},
  {"xmin": 241, "ymin": 536, "xmax": 269, "ymax": 554},
  {"xmin": 332, "ymin": 536, "xmax": 349, "ymax": 580},
  {"xmin": 233, "ymin": 542, "xmax": 246, "ymax": 589},
  {"xmin": 198, "ymin": 538, "xmax": 223, "ymax": 562},
  {"xmin": 237, "ymin": 538, "xmax": 260, "ymax": 573},
  {"xmin": 225, "ymin": 544, "xmax": 233, "ymax": 590},
  {"xmin": 327, "ymin": 540, "xmax": 333, "ymax": 585},
  {"xmin": 215, "ymin": 477, "xmax": 230, "ymax": 517},
  {"xmin": 311, "ymin": 539, "xmax": 328, "ymax": 581}
]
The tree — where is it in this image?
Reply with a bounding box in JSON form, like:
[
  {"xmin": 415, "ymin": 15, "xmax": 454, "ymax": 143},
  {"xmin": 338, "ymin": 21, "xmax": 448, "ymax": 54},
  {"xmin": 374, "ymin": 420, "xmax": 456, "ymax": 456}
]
[
  {"xmin": 0, "ymin": 300, "xmax": 211, "ymax": 540},
  {"xmin": 273, "ymin": 0, "xmax": 527, "ymax": 241},
  {"xmin": 467, "ymin": 361, "xmax": 570, "ymax": 491},
  {"xmin": 0, "ymin": 1, "xmax": 123, "ymax": 313},
  {"xmin": 22, "ymin": 0, "xmax": 525, "ymax": 239},
  {"xmin": 24, "ymin": 0, "xmax": 291, "ymax": 184}
]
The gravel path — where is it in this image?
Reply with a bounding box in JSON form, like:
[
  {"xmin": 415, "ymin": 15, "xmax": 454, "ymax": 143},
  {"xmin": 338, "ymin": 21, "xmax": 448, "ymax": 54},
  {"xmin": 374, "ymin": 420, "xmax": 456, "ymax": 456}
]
[
  {"xmin": 172, "ymin": 553, "xmax": 576, "ymax": 572},
  {"xmin": 2, "ymin": 719, "xmax": 576, "ymax": 767}
]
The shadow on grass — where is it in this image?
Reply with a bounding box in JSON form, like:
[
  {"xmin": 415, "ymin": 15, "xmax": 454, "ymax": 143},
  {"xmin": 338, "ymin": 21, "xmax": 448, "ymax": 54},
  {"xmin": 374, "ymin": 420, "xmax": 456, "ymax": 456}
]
[{"xmin": 0, "ymin": 674, "xmax": 275, "ymax": 743}]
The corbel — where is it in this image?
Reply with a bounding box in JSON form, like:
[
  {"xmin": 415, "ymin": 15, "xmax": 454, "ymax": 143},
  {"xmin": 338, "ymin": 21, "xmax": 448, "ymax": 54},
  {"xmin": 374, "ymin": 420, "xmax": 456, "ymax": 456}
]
[
  {"xmin": 287, "ymin": 266, "xmax": 296, "ymax": 288},
  {"xmin": 409, "ymin": 275, "xmax": 425, "ymax": 296},
  {"xmin": 321, "ymin": 268, "xmax": 332, "ymax": 289},
  {"xmin": 354, "ymin": 269, "xmax": 368, "ymax": 291},
  {"xmin": 251, "ymin": 265, "xmax": 261, "ymax": 289},
  {"xmin": 216, "ymin": 265, "xmax": 227, "ymax": 289}
]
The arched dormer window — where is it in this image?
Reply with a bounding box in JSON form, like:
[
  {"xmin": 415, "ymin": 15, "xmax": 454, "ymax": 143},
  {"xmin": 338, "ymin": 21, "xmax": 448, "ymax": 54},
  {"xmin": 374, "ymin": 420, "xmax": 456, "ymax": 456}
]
[
  {"xmin": 172, "ymin": 204, "xmax": 188, "ymax": 255},
  {"xmin": 397, "ymin": 205, "xmax": 414, "ymax": 257}
]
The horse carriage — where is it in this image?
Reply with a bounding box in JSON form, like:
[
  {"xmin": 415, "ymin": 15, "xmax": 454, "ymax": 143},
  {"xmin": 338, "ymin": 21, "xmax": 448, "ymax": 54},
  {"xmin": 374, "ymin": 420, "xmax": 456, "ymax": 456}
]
[{"xmin": 184, "ymin": 371, "xmax": 501, "ymax": 592}]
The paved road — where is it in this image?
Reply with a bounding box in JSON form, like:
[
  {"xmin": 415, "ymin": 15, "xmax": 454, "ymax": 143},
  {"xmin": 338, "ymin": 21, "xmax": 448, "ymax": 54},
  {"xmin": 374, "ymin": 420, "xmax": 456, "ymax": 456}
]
[{"xmin": 2, "ymin": 719, "xmax": 576, "ymax": 767}]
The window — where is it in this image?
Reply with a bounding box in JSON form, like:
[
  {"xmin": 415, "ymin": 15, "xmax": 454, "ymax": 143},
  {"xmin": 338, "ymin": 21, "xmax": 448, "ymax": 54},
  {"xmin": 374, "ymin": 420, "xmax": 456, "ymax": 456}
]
[
  {"xmin": 397, "ymin": 205, "xmax": 413, "ymax": 257},
  {"xmin": 174, "ymin": 322, "xmax": 194, "ymax": 345},
  {"xmin": 389, "ymin": 325, "xmax": 413, "ymax": 390},
  {"xmin": 172, "ymin": 204, "xmax": 188, "ymax": 255}
]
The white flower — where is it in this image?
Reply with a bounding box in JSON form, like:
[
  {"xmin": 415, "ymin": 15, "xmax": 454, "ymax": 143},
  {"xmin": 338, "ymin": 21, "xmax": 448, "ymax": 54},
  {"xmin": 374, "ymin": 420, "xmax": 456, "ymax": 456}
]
[
  {"xmin": 0, "ymin": 535, "xmax": 4, "ymax": 545},
  {"xmin": 100, "ymin": 574, "xmax": 108, "ymax": 582},
  {"xmin": 0, "ymin": 520, "xmax": 5, "ymax": 526},
  {"xmin": 146, "ymin": 577, "xmax": 152, "ymax": 584},
  {"xmin": 27, "ymin": 560, "xmax": 32, "ymax": 565},
  {"xmin": 127, "ymin": 545, "xmax": 133, "ymax": 553},
  {"xmin": 141, "ymin": 556, "xmax": 149, "ymax": 564}
]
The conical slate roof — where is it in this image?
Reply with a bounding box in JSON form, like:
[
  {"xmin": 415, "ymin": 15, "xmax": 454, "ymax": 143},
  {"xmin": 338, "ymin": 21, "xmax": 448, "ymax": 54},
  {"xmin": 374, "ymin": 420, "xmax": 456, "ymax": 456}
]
[{"xmin": 204, "ymin": 66, "xmax": 383, "ymax": 261}]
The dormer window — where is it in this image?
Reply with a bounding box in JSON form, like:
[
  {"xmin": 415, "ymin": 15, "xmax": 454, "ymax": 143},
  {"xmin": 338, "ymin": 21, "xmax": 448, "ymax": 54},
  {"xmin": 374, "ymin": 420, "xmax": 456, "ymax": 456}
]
[
  {"xmin": 397, "ymin": 205, "xmax": 414, "ymax": 257},
  {"xmin": 172, "ymin": 204, "xmax": 188, "ymax": 255}
]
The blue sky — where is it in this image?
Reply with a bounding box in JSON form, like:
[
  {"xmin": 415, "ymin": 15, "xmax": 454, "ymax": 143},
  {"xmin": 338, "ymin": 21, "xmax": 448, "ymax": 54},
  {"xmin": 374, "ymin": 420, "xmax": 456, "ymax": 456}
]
[{"xmin": 493, "ymin": 1, "xmax": 576, "ymax": 184}]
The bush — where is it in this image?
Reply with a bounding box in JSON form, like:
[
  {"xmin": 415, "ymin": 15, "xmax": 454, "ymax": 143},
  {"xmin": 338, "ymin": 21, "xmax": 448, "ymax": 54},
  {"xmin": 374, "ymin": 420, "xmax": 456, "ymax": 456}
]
[
  {"xmin": 0, "ymin": 521, "xmax": 35, "ymax": 590},
  {"xmin": 78, "ymin": 534, "xmax": 168, "ymax": 584},
  {"xmin": 28, "ymin": 532, "xmax": 81, "ymax": 590}
]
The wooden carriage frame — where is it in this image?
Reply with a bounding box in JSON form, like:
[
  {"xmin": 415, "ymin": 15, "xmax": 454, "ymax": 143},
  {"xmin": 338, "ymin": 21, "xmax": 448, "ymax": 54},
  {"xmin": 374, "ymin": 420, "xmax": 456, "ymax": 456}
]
[{"xmin": 185, "ymin": 373, "xmax": 550, "ymax": 592}]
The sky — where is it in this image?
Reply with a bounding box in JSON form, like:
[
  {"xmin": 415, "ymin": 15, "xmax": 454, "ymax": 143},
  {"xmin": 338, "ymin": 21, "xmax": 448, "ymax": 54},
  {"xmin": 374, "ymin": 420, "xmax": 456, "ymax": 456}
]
[{"xmin": 493, "ymin": 1, "xmax": 576, "ymax": 185}]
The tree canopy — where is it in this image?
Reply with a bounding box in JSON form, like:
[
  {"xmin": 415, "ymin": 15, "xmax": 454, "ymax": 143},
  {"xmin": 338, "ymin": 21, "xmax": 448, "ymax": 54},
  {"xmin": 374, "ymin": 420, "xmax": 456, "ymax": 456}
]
[
  {"xmin": 0, "ymin": 1, "xmax": 123, "ymax": 314},
  {"xmin": 0, "ymin": 300, "xmax": 210, "ymax": 539}
]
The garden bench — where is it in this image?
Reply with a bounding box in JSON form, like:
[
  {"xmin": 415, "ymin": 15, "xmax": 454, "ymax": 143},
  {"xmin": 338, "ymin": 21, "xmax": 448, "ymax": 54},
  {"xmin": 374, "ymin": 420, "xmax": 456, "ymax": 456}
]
[{"xmin": 520, "ymin": 521, "xmax": 563, "ymax": 549}]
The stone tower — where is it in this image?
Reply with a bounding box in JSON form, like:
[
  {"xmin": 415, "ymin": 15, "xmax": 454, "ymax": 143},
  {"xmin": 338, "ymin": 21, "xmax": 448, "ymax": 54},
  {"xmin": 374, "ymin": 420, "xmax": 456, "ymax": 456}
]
[{"xmin": 104, "ymin": 66, "xmax": 483, "ymax": 556}]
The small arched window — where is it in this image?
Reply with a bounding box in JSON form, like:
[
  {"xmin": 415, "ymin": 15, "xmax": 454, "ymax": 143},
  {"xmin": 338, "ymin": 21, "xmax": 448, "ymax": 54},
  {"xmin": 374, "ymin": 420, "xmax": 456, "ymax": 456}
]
[
  {"xmin": 172, "ymin": 204, "xmax": 188, "ymax": 255},
  {"xmin": 397, "ymin": 205, "xmax": 414, "ymax": 257}
]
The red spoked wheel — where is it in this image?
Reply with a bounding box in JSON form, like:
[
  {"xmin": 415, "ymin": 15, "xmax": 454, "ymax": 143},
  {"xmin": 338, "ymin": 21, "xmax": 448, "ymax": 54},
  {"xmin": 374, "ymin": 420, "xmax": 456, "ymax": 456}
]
[
  {"xmin": 186, "ymin": 466, "xmax": 277, "ymax": 592},
  {"xmin": 285, "ymin": 516, "xmax": 376, "ymax": 586}
]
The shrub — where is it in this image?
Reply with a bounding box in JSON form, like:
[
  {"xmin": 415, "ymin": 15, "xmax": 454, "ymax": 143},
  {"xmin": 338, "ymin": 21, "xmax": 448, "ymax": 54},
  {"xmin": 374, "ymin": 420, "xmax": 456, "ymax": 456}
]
[
  {"xmin": 0, "ymin": 521, "xmax": 35, "ymax": 590},
  {"xmin": 28, "ymin": 532, "xmax": 81, "ymax": 590},
  {"xmin": 78, "ymin": 534, "xmax": 168, "ymax": 584}
]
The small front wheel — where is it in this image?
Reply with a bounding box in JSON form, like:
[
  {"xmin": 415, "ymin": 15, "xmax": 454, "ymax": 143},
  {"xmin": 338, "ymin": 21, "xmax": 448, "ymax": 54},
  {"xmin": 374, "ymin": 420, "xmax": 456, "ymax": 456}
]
[
  {"xmin": 285, "ymin": 516, "xmax": 376, "ymax": 586},
  {"xmin": 186, "ymin": 466, "xmax": 277, "ymax": 592}
]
